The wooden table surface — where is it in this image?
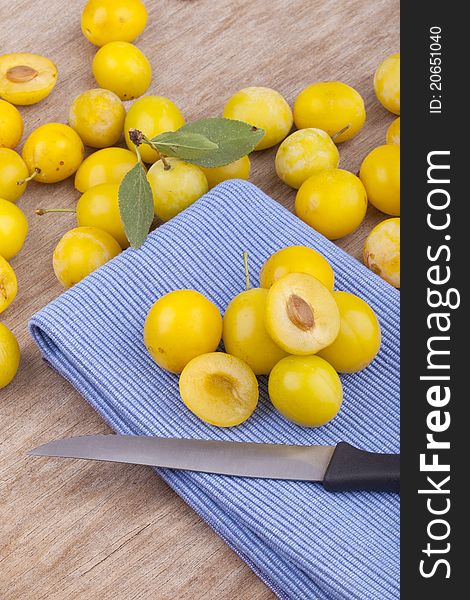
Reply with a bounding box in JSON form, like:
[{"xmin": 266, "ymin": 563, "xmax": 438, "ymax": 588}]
[{"xmin": 0, "ymin": 1, "xmax": 399, "ymax": 598}]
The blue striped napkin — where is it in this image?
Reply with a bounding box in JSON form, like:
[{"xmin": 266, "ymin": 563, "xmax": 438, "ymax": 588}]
[{"xmin": 30, "ymin": 180, "xmax": 399, "ymax": 599}]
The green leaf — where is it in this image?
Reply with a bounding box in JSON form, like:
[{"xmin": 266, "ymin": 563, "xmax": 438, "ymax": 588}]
[
  {"xmin": 118, "ymin": 162, "xmax": 154, "ymax": 249},
  {"xmin": 150, "ymin": 130, "xmax": 218, "ymax": 160},
  {"xmin": 173, "ymin": 118, "xmax": 264, "ymax": 167}
]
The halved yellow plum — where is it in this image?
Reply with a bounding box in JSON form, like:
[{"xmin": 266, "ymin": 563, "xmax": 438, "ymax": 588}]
[
  {"xmin": 265, "ymin": 272, "xmax": 340, "ymax": 355},
  {"xmin": 0, "ymin": 53, "xmax": 58, "ymax": 105},
  {"xmin": 179, "ymin": 352, "xmax": 259, "ymax": 427}
]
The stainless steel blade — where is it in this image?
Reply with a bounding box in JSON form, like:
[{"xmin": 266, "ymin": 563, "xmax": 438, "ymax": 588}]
[{"xmin": 29, "ymin": 435, "xmax": 335, "ymax": 482}]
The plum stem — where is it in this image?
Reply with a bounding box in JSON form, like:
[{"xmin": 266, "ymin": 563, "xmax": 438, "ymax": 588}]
[
  {"xmin": 331, "ymin": 124, "xmax": 350, "ymax": 141},
  {"xmin": 134, "ymin": 143, "xmax": 142, "ymax": 164},
  {"xmin": 158, "ymin": 152, "xmax": 171, "ymax": 170},
  {"xmin": 35, "ymin": 208, "xmax": 75, "ymax": 215},
  {"xmin": 243, "ymin": 250, "xmax": 251, "ymax": 291},
  {"xmin": 132, "ymin": 129, "xmax": 171, "ymax": 169},
  {"xmin": 17, "ymin": 167, "xmax": 40, "ymax": 186}
]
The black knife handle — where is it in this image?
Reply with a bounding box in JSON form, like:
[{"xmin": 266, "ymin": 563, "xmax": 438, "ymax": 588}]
[{"xmin": 323, "ymin": 442, "xmax": 400, "ymax": 493}]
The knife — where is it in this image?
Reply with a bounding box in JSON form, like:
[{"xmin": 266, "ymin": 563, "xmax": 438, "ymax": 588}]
[{"xmin": 29, "ymin": 435, "xmax": 400, "ymax": 493}]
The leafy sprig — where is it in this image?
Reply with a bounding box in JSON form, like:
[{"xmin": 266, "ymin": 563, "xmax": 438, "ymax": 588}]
[{"xmin": 119, "ymin": 118, "xmax": 264, "ymax": 248}]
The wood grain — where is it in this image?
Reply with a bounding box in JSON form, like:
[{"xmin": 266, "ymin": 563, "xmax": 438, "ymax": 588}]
[{"xmin": 0, "ymin": 1, "xmax": 399, "ymax": 598}]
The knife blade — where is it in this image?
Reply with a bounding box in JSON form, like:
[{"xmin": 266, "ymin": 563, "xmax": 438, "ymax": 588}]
[{"xmin": 29, "ymin": 435, "xmax": 400, "ymax": 493}]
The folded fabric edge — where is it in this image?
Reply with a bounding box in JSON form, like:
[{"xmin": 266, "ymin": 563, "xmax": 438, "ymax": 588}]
[{"xmin": 28, "ymin": 319, "xmax": 330, "ymax": 600}]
